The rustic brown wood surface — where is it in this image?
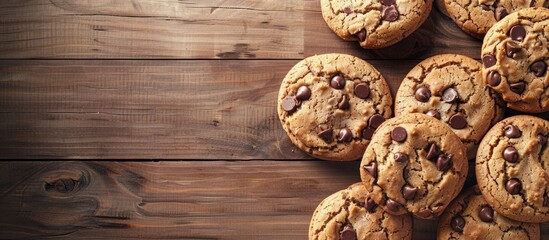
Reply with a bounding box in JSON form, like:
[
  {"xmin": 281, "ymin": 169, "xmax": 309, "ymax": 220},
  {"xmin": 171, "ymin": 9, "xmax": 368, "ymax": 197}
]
[{"xmin": 0, "ymin": 0, "xmax": 548, "ymax": 239}]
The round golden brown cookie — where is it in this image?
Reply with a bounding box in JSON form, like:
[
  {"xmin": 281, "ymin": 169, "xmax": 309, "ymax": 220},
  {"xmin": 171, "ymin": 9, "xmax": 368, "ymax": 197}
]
[
  {"xmin": 277, "ymin": 54, "xmax": 392, "ymax": 161},
  {"xmin": 395, "ymin": 54, "xmax": 505, "ymax": 160},
  {"xmin": 360, "ymin": 113, "xmax": 468, "ymax": 219},
  {"xmin": 476, "ymin": 115, "xmax": 549, "ymax": 223},
  {"xmin": 481, "ymin": 7, "xmax": 549, "ymax": 113},
  {"xmin": 437, "ymin": 186, "xmax": 540, "ymax": 240},
  {"xmin": 309, "ymin": 183, "xmax": 413, "ymax": 240},
  {"xmin": 438, "ymin": 0, "xmax": 548, "ymax": 38},
  {"xmin": 320, "ymin": 0, "xmax": 433, "ymax": 49}
]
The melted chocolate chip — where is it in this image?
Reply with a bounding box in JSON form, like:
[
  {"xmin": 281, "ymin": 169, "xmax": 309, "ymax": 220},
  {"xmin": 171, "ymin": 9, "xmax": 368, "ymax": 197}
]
[
  {"xmin": 417, "ymin": 208, "xmax": 432, "ymax": 218},
  {"xmin": 318, "ymin": 129, "xmax": 333, "ymax": 143},
  {"xmin": 331, "ymin": 75, "xmax": 346, "ymax": 89},
  {"xmin": 296, "ymin": 86, "xmax": 311, "ymax": 101},
  {"xmin": 340, "ymin": 226, "xmax": 357, "ymax": 240},
  {"xmin": 368, "ymin": 114, "xmax": 385, "ymax": 129},
  {"xmin": 426, "ymin": 143, "xmax": 441, "ymax": 161},
  {"xmin": 281, "ymin": 96, "xmax": 299, "ymax": 112},
  {"xmin": 487, "ymin": 71, "xmax": 501, "ymax": 86},
  {"xmin": 436, "ymin": 154, "xmax": 452, "ymax": 171},
  {"xmin": 495, "ymin": 7, "xmax": 508, "ymax": 21},
  {"xmin": 356, "ymin": 29, "xmax": 366, "ymax": 42},
  {"xmin": 538, "ymin": 134, "xmax": 548, "ymax": 146},
  {"xmin": 504, "ymin": 125, "xmax": 522, "ymax": 138},
  {"xmin": 503, "ymin": 146, "xmax": 519, "ymax": 163},
  {"xmin": 505, "ymin": 41, "xmax": 521, "ymax": 58},
  {"xmin": 382, "ymin": 5, "xmax": 399, "ymax": 22},
  {"xmin": 482, "ymin": 54, "xmax": 496, "ymax": 68},
  {"xmin": 479, "ymin": 206, "xmax": 494, "ymax": 222},
  {"xmin": 426, "ymin": 110, "xmax": 441, "ymax": 120},
  {"xmin": 530, "ymin": 61, "xmax": 547, "ymax": 77},
  {"xmin": 442, "ymin": 88, "xmax": 459, "ymax": 103},
  {"xmin": 354, "ymin": 83, "xmax": 370, "ymax": 99},
  {"xmin": 362, "ymin": 127, "xmax": 375, "ymax": 140},
  {"xmin": 381, "ymin": 0, "xmax": 396, "ymax": 6},
  {"xmin": 415, "ymin": 86, "xmax": 431, "ymax": 102},
  {"xmin": 509, "ymin": 25, "xmax": 526, "ymax": 41},
  {"xmin": 386, "ymin": 199, "xmax": 401, "ymax": 212},
  {"xmin": 343, "ymin": 7, "xmax": 353, "ymax": 14},
  {"xmin": 402, "ymin": 185, "xmax": 418, "ymax": 200},
  {"xmin": 391, "ymin": 127, "xmax": 407, "ymax": 142},
  {"xmin": 480, "ymin": 4, "xmax": 490, "ymax": 11},
  {"xmin": 366, "ymin": 197, "xmax": 377, "ymax": 212},
  {"xmin": 394, "ymin": 152, "xmax": 409, "ymax": 163},
  {"xmin": 506, "ymin": 179, "xmax": 522, "ymax": 195},
  {"xmin": 337, "ymin": 128, "xmax": 353, "ymax": 142},
  {"xmin": 451, "ymin": 216, "xmax": 465, "ymax": 232},
  {"xmin": 363, "ymin": 162, "xmax": 377, "ymax": 178},
  {"xmin": 338, "ymin": 94, "xmax": 350, "ymax": 110},
  {"xmin": 449, "ymin": 113, "xmax": 467, "ymax": 129},
  {"xmin": 509, "ymin": 81, "xmax": 526, "ymax": 94}
]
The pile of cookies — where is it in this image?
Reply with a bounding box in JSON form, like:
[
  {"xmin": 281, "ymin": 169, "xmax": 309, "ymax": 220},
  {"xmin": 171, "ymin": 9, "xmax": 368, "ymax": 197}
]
[{"xmin": 277, "ymin": 2, "xmax": 549, "ymax": 239}]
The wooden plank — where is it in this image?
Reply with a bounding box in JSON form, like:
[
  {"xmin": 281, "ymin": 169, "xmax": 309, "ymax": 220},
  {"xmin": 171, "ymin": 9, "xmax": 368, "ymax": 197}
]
[
  {"xmin": 0, "ymin": 0, "xmax": 480, "ymax": 59},
  {"xmin": 2, "ymin": 161, "xmax": 545, "ymax": 239},
  {"xmin": 1, "ymin": 60, "xmax": 548, "ymax": 159}
]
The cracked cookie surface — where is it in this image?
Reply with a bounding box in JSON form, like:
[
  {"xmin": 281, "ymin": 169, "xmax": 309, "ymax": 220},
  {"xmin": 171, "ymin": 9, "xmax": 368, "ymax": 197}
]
[
  {"xmin": 309, "ymin": 183, "xmax": 413, "ymax": 240},
  {"xmin": 481, "ymin": 7, "xmax": 549, "ymax": 113},
  {"xmin": 395, "ymin": 54, "xmax": 505, "ymax": 160},
  {"xmin": 360, "ymin": 113, "xmax": 468, "ymax": 219},
  {"xmin": 320, "ymin": 0, "xmax": 433, "ymax": 49},
  {"xmin": 278, "ymin": 54, "xmax": 392, "ymax": 161},
  {"xmin": 476, "ymin": 115, "xmax": 549, "ymax": 223},
  {"xmin": 437, "ymin": 186, "xmax": 540, "ymax": 240},
  {"xmin": 439, "ymin": 0, "xmax": 548, "ymax": 38}
]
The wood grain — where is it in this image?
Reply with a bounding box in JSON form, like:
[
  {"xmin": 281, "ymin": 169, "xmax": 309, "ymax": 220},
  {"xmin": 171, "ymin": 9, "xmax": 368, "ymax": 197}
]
[
  {"xmin": 0, "ymin": 0, "xmax": 480, "ymax": 60},
  {"xmin": 2, "ymin": 161, "xmax": 545, "ymax": 239}
]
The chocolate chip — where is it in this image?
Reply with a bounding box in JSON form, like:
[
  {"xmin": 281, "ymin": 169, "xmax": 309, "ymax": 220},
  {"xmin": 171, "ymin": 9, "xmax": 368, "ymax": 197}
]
[
  {"xmin": 482, "ymin": 54, "xmax": 497, "ymax": 68},
  {"xmin": 436, "ymin": 154, "xmax": 452, "ymax": 171},
  {"xmin": 495, "ymin": 7, "xmax": 508, "ymax": 21},
  {"xmin": 442, "ymin": 88, "xmax": 459, "ymax": 103},
  {"xmin": 296, "ymin": 86, "xmax": 311, "ymax": 101},
  {"xmin": 504, "ymin": 125, "xmax": 522, "ymax": 138},
  {"xmin": 402, "ymin": 185, "xmax": 418, "ymax": 200},
  {"xmin": 391, "ymin": 127, "xmax": 407, "ymax": 142},
  {"xmin": 415, "ymin": 86, "xmax": 431, "ymax": 102},
  {"xmin": 343, "ymin": 7, "xmax": 353, "ymax": 14},
  {"xmin": 538, "ymin": 134, "xmax": 548, "ymax": 146},
  {"xmin": 417, "ymin": 208, "xmax": 432, "ymax": 218},
  {"xmin": 503, "ymin": 146, "xmax": 519, "ymax": 163},
  {"xmin": 506, "ymin": 179, "xmax": 522, "ymax": 195},
  {"xmin": 505, "ymin": 41, "xmax": 521, "ymax": 58},
  {"xmin": 331, "ymin": 75, "xmax": 346, "ymax": 89},
  {"xmin": 363, "ymin": 162, "xmax": 377, "ymax": 178},
  {"xmin": 425, "ymin": 110, "xmax": 441, "ymax": 120},
  {"xmin": 480, "ymin": 4, "xmax": 490, "ymax": 11},
  {"xmin": 337, "ymin": 128, "xmax": 353, "ymax": 142},
  {"xmin": 509, "ymin": 25, "xmax": 526, "ymax": 41},
  {"xmin": 382, "ymin": 5, "xmax": 399, "ymax": 22},
  {"xmin": 362, "ymin": 127, "xmax": 375, "ymax": 140},
  {"xmin": 356, "ymin": 29, "xmax": 366, "ymax": 42},
  {"xmin": 451, "ymin": 216, "xmax": 465, "ymax": 232},
  {"xmin": 368, "ymin": 114, "xmax": 385, "ymax": 129},
  {"xmin": 544, "ymin": 193, "xmax": 549, "ymax": 207},
  {"xmin": 281, "ymin": 96, "xmax": 298, "ymax": 112},
  {"xmin": 338, "ymin": 94, "xmax": 350, "ymax": 110},
  {"xmin": 510, "ymin": 81, "xmax": 526, "ymax": 94},
  {"xmin": 366, "ymin": 197, "xmax": 377, "ymax": 212},
  {"xmin": 394, "ymin": 152, "xmax": 409, "ymax": 163},
  {"xmin": 381, "ymin": 0, "xmax": 396, "ymax": 6},
  {"xmin": 426, "ymin": 143, "xmax": 441, "ymax": 161},
  {"xmin": 487, "ymin": 71, "xmax": 501, "ymax": 86},
  {"xmin": 386, "ymin": 199, "xmax": 401, "ymax": 212},
  {"xmin": 318, "ymin": 129, "xmax": 333, "ymax": 143},
  {"xmin": 354, "ymin": 83, "xmax": 370, "ymax": 99},
  {"xmin": 449, "ymin": 113, "xmax": 467, "ymax": 129},
  {"xmin": 340, "ymin": 226, "xmax": 356, "ymax": 240},
  {"xmin": 479, "ymin": 206, "xmax": 494, "ymax": 222},
  {"xmin": 530, "ymin": 61, "xmax": 547, "ymax": 77}
]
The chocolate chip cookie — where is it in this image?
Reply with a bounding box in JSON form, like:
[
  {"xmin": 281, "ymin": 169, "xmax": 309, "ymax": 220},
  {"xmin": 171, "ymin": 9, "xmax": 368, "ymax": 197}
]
[
  {"xmin": 437, "ymin": 186, "xmax": 540, "ymax": 239},
  {"xmin": 278, "ymin": 54, "xmax": 392, "ymax": 161},
  {"xmin": 438, "ymin": 0, "xmax": 549, "ymax": 38},
  {"xmin": 360, "ymin": 113, "xmax": 468, "ymax": 219},
  {"xmin": 481, "ymin": 7, "xmax": 549, "ymax": 113},
  {"xmin": 395, "ymin": 54, "xmax": 505, "ymax": 160},
  {"xmin": 476, "ymin": 115, "xmax": 549, "ymax": 223},
  {"xmin": 320, "ymin": 0, "xmax": 433, "ymax": 49},
  {"xmin": 309, "ymin": 183, "xmax": 413, "ymax": 240}
]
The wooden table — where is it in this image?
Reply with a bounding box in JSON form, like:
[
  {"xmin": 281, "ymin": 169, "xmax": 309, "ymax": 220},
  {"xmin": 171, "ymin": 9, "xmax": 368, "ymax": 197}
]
[{"xmin": 0, "ymin": 0, "xmax": 547, "ymax": 239}]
